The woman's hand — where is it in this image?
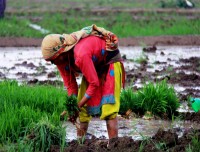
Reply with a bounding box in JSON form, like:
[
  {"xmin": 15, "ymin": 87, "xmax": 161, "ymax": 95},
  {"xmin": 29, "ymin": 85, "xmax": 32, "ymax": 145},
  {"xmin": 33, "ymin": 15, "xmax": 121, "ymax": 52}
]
[
  {"xmin": 68, "ymin": 110, "xmax": 79, "ymax": 125},
  {"xmin": 78, "ymin": 96, "xmax": 89, "ymax": 109}
]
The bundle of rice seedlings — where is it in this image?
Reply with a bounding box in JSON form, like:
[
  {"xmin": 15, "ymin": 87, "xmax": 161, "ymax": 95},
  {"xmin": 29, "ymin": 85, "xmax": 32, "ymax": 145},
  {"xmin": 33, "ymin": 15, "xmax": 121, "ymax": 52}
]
[
  {"xmin": 65, "ymin": 95, "xmax": 79, "ymax": 116},
  {"xmin": 60, "ymin": 95, "xmax": 79, "ymax": 122},
  {"xmin": 138, "ymin": 80, "xmax": 179, "ymax": 117}
]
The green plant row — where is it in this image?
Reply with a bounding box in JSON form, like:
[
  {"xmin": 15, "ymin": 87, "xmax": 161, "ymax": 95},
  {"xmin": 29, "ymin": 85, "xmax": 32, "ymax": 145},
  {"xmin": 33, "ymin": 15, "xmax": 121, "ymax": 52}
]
[
  {"xmin": 0, "ymin": 11, "xmax": 199, "ymax": 38},
  {"xmin": 0, "ymin": 80, "xmax": 67, "ymax": 151},
  {"xmin": 6, "ymin": 0, "xmax": 200, "ymax": 10}
]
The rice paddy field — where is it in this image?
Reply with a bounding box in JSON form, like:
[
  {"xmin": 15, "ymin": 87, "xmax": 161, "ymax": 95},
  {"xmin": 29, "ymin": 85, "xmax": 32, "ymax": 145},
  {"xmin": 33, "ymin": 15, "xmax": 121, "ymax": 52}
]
[
  {"xmin": 0, "ymin": 0, "xmax": 200, "ymax": 151},
  {"xmin": 0, "ymin": 0, "xmax": 200, "ymax": 38}
]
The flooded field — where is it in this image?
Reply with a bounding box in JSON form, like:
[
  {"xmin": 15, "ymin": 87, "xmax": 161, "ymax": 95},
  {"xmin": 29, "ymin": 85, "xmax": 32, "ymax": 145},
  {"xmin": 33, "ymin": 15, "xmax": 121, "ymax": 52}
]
[
  {"xmin": 0, "ymin": 46, "xmax": 200, "ymax": 97},
  {"xmin": 1, "ymin": 46, "xmax": 200, "ymax": 142}
]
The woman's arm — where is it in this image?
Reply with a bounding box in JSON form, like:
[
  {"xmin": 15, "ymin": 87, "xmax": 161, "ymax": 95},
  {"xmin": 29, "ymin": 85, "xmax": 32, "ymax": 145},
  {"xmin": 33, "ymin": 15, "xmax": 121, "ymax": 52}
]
[
  {"xmin": 57, "ymin": 63, "xmax": 78, "ymax": 96},
  {"xmin": 75, "ymin": 55, "xmax": 99, "ymax": 107}
]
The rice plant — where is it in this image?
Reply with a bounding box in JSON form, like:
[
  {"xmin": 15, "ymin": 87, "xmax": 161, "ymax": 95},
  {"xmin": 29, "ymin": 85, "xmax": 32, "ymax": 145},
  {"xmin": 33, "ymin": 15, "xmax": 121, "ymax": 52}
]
[
  {"xmin": 134, "ymin": 52, "xmax": 148, "ymax": 65},
  {"xmin": 0, "ymin": 80, "xmax": 67, "ymax": 149},
  {"xmin": 120, "ymin": 80, "xmax": 180, "ymax": 117},
  {"xmin": 120, "ymin": 87, "xmax": 144, "ymax": 115},
  {"xmin": 25, "ymin": 116, "xmax": 66, "ymax": 152},
  {"xmin": 186, "ymin": 131, "xmax": 200, "ymax": 152},
  {"xmin": 138, "ymin": 80, "xmax": 179, "ymax": 117},
  {"xmin": 0, "ymin": 105, "xmax": 43, "ymax": 143},
  {"xmin": 0, "ymin": 80, "xmax": 66, "ymax": 114},
  {"xmin": 65, "ymin": 95, "xmax": 79, "ymax": 116}
]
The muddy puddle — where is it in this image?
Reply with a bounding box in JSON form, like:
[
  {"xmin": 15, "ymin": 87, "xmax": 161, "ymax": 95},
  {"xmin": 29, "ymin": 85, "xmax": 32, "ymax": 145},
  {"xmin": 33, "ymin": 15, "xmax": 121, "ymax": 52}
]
[
  {"xmin": 63, "ymin": 116, "xmax": 200, "ymax": 142},
  {"xmin": 1, "ymin": 46, "xmax": 200, "ymax": 141}
]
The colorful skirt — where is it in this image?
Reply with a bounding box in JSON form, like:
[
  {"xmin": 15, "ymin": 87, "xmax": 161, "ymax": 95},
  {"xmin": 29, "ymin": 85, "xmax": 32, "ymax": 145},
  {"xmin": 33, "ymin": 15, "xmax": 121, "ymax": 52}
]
[{"xmin": 77, "ymin": 62, "xmax": 125, "ymax": 122}]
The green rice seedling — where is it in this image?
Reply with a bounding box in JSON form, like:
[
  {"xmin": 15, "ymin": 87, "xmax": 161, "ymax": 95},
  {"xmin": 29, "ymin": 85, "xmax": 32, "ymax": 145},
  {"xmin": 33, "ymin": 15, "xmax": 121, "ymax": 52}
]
[
  {"xmin": 120, "ymin": 87, "xmax": 144, "ymax": 115},
  {"xmin": 134, "ymin": 52, "xmax": 148, "ymax": 65},
  {"xmin": 0, "ymin": 16, "xmax": 44, "ymax": 37},
  {"xmin": 65, "ymin": 95, "xmax": 79, "ymax": 116},
  {"xmin": 186, "ymin": 131, "xmax": 200, "ymax": 152},
  {"xmin": 135, "ymin": 129, "xmax": 167, "ymax": 152},
  {"xmin": 6, "ymin": 0, "xmax": 200, "ymax": 10},
  {"xmin": 120, "ymin": 80, "xmax": 179, "ymax": 118},
  {"xmin": 0, "ymin": 105, "xmax": 44, "ymax": 143},
  {"xmin": 0, "ymin": 80, "xmax": 66, "ymax": 144},
  {"xmin": 120, "ymin": 87, "xmax": 134, "ymax": 114},
  {"xmin": 138, "ymin": 140, "xmax": 145, "ymax": 152},
  {"xmin": 138, "ymin": 82, "xmax": 167, "ymax": 115},
  {"xmin": 77, "ymin": 136, "xmax": 86, "ymax": 145},
  {"xmin": 138, "ymin": 80, "xmax": 179, "ymax": 117},
  {"xmin": 155, "ymin": 142, "xmax": 167, "ymax": 151},
  {"xmin": 1, "ymin": 9, "xmax": 200, "ymax": 38},
  {"xmin": 0, "ymin": 80, "xmax": 66, "ymax": 114},
  {"xmin": 0, "ymin": 139, "xmax": 33, "ymax": 152},
  {"xmin": 25, "ymin": 116, "xmax": 66, "ymax": 152},
  {"xmin": 160, "ymin": 0, "xmax": 177, "ymax": 8}
]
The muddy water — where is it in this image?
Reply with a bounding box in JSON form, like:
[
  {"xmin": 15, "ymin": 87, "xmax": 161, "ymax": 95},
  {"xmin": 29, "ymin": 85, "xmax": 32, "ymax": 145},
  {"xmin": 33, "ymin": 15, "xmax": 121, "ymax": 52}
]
[
  {"xmin": 1, "ymin": 46, "xmax": 200, "ymax": 96},
  {"xmin": 1, "ymin": 46, "xmax": 200, "ymax": 84},
  {"xmin": 64, "ymin": 116, "xmax": 200, "ymax": 141},
  {"xmin": 0, "ymin": 47, "xmax": 56, "ymax": 81},
  {"xmin": 1, "ymin": 46, "xmax": 200, "ymax": 141}
]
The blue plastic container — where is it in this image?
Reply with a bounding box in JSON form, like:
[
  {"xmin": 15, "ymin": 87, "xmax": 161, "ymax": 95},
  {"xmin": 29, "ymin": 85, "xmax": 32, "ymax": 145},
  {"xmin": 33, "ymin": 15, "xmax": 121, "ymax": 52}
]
[{"xmin": 190, "ymin": 97, "xmax": 200, "ymax": 112}]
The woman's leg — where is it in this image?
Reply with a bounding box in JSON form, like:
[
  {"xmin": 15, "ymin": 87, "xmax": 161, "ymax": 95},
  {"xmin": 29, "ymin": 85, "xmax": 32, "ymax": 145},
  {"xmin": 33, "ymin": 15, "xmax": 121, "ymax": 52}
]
[
  {"xmin": 77, "ymin": 121, "xmax": 89, "ymax": 138},
  {"xmin": 106, "ymin": 117, "xmax": 118, "ymax": 139}
]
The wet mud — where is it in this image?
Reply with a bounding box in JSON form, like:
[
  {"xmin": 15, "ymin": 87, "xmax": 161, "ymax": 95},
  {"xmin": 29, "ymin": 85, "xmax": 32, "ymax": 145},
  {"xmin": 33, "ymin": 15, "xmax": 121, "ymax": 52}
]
[
  {"xmin": 1, "ymin": 36, "xmax": 200, "ymax": 47},
  {"xmin": 50, "ymin": 128, "xmax": 200, "ymax": 152},
  {"xmin": 125, "ymin": 54, "xmax": 200, "ymax": 100}
]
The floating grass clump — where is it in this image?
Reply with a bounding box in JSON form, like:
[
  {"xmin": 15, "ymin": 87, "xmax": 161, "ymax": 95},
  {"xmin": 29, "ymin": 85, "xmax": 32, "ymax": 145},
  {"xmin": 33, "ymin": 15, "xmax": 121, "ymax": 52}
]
[{"xmin": 120, "ymin": 80, "xmax": 180, "ymax": 118}]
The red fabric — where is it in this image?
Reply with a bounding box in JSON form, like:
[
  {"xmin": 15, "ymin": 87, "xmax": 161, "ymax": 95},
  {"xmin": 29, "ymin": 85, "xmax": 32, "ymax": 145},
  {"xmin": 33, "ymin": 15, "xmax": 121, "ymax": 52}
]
[
  {"xmin": 74, "ymin": 36, "xmax": 106, "ymax": 97},
  {"xmin": 102, "ymin": 64, "xmax": 115, "ymax": 97},
  {"xmin": 86, "ymin": 63, "xmax": 115, "ymax": 109},
  {"xmin": 57, "ymin": 36, "xmax": 106, "ymax": 97},
  {"xmin": 57, "ymin": 62, "xmax": 78, "ymax": 96}
]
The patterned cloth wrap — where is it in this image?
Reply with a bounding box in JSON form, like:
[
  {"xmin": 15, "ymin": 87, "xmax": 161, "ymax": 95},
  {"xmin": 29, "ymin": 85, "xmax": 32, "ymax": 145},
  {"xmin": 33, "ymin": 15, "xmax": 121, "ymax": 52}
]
[
  {"xmin": 82, "ymin": 24, "xmax": 118, "ymax": 51},
  {"xmin": 41, "ymin": 24, "xmax": 118, "ymax": 61}
]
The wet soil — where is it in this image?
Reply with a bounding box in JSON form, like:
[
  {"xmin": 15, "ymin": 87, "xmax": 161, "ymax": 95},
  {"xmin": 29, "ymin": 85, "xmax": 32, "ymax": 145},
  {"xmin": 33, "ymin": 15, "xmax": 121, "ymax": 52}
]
[
  {"xmin": 1, "ymin": 35, "xmax": 200, "ymax": 47},
  {"xmin": 50, "ymin": 127, "xmax": 200, "ymax": 152},
  {"xmin": 51, "ymin": 111, "xmax": 199, "ymax": 152},
  {"xmin": 183, "ymin": 111, "xmax": 200, "ymax": 123},
  {"xmin": 125, "ymin": 54, "xmax": 200, "ymax": 100},
  {"xmin": 1, "ymin": 38, "xmax": 200, "ymax": 151}
]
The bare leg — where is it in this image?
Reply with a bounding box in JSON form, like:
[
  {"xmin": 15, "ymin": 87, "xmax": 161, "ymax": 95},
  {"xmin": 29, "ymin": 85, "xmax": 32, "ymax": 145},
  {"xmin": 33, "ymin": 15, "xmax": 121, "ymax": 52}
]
[
  {"xmin": 106, "ymin": 117, "xmax": 118, "ymax": 139},
  {"xmin": 77, "ymin": 121, "xmax": 89, "ymax": 139}
]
